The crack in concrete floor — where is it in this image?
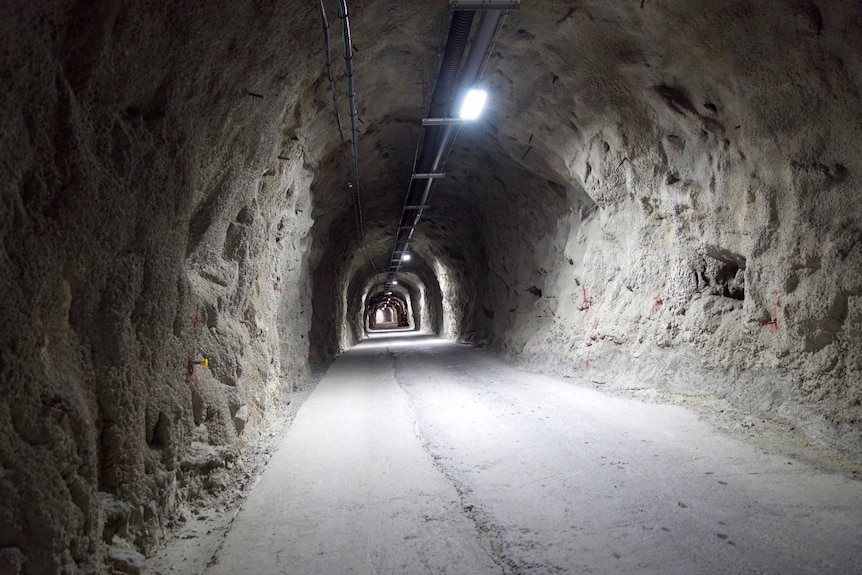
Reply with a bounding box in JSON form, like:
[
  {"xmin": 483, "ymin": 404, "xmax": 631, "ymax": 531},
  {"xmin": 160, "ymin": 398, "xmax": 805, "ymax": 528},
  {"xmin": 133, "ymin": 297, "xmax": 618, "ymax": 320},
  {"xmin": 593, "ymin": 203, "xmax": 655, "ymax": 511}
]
[
  {"xmin": 391, "ymin": 349, "xmax": 522, "ymax": 575},
  {"xmin": 150, "ymin": 334, "xmax": 862, "ymax": 574}
]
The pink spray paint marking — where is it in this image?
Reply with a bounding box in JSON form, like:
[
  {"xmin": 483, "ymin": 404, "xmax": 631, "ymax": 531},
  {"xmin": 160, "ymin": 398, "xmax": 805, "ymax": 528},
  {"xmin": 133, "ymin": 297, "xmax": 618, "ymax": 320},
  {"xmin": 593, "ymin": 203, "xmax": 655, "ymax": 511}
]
[
  {"xmin": 761, "ymin": 290, "xmax": 779, "ymax": 334},
  {"xmin": 584, "ymin": 297, "xmax": 606, "ymax": 370},
  {"xmin": 769, "ymin": 290, "xmax": 779, "ymax": 334},
  {"xmin": 580, "ymin": 287, "xmax": 591, "ymax": 321}
]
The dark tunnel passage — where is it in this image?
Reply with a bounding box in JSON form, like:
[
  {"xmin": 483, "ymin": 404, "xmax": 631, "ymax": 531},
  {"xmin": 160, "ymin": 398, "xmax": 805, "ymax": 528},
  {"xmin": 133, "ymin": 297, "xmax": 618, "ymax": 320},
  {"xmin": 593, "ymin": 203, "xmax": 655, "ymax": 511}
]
[
  {"xmin": 366, "ymin": 290, "xmax": 410, "ymax": 331},
  {"xmin": 2, "ymin": 0, "xmax": 862, "ymax": 572}
]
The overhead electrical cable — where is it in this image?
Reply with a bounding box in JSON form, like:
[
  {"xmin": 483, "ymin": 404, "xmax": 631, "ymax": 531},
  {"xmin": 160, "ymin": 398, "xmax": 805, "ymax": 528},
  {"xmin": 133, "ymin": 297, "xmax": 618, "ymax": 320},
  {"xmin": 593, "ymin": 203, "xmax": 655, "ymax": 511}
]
[
  {"xmin": 315, "ymin": 0, "xmax": 378, "ymax": 277},
  {"xmin": 315, "ymin": 0, "xmax": 346, "ymax": 151},
  {"xmin": 382, "ymin": 4, "xmax": 513, "ymax": 291}
]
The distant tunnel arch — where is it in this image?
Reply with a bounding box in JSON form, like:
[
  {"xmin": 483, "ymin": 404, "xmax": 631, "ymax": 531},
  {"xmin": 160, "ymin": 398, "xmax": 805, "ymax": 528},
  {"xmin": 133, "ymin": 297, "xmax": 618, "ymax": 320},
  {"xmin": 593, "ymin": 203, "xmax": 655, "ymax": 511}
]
[{"xmin": 366, "ymin": 290, "xmax": 411, "ymax": 331}]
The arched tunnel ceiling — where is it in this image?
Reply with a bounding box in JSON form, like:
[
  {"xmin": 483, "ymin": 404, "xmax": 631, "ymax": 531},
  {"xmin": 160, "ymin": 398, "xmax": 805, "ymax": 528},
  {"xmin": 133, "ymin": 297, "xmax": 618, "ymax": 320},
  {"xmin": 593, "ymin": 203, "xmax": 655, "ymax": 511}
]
[
  {"xmin": 307, "ymin": 2, "xmax": 607, "ymax": 348},
  {"xmin": 3, "ymin": 0, "xmax": 862, "ymax": 571},
  {"xmin": 301, "ymin": 0, "xmax": 861, "ymax": 410},
  {"xmin": 309, "ymin": 0, "xmax": 856, "ymax": 309},
  {"xmin": 308, "ymin": 2, "xmax": 603, "ymax": 261},
  {"xmin": 298, "ymin": 1, "xmax": 861, "ymax": 470}
]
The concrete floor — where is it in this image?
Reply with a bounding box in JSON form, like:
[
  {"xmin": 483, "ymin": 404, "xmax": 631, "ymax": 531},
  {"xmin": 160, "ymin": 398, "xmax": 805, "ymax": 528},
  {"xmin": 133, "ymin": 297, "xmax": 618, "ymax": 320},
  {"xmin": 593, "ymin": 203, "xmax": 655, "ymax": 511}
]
[{"xmin": 204, "ymin": 334, "xmax": 862, "ymax": 574}]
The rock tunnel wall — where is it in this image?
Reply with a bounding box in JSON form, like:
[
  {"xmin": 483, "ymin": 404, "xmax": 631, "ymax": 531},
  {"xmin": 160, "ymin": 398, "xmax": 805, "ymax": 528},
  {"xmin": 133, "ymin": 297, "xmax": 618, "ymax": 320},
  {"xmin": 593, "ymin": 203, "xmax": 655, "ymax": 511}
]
[
  {"xmin": 470, "ymin": 2, "xmax": 862, "ymax": 457},
  {"xmin": 0, "ymin": 1, "xmax": 330, "ymax": 571},
  {"xmin": 2, "ymin": 0, "xmax": 862, "ymax": 573}
]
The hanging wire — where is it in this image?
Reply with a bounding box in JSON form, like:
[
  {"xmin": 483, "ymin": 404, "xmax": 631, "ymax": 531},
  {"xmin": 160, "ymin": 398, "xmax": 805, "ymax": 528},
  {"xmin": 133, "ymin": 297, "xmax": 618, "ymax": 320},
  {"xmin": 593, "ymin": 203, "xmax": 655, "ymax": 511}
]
[
  {"xmin": 313, "ymin": 0, "xmax": 378, "ymax": 277},
  {"xmin": 316, "ymin": 0, "xmax": 346, "ymax": 151},
  {"xmin": 334, "ymin": 0, "xmax": 379, "ymax": 277}
]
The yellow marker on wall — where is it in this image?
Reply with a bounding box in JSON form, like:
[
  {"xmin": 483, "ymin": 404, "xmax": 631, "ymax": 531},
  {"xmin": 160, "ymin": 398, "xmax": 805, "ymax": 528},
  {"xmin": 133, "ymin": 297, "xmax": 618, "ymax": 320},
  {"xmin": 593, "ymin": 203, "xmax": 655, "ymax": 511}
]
[{"xmin": 197, "ymin": 358, "xmax": 209, "ymax": 367}]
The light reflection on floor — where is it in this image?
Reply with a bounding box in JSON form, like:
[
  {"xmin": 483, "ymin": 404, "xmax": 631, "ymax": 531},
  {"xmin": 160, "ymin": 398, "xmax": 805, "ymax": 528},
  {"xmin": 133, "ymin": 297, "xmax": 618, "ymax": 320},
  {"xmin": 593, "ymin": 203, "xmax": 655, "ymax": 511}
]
[{"xmin": 354, "ymin": 330, "xmax": 448, "ymax": 351}]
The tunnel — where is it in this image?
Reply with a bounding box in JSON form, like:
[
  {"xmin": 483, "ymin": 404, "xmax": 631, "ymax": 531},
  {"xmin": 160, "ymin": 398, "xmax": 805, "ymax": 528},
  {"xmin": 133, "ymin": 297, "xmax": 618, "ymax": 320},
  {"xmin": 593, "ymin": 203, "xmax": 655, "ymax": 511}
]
[
  {"xmin": 367, "ymin": 289, "xmax": 410, "ymax": 331},
  {"xmin": 2, "ymin": 1, "xmax": 862, "ymax": 573}
]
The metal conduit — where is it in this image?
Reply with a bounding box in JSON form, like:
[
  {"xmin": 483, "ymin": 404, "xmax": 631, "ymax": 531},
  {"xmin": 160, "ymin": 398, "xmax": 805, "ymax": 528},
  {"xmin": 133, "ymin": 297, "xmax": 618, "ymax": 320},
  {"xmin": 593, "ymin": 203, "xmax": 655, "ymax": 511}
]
[
  {"xmin": 418, "ymin": 10, "xmax": 500, "ymax": 179},
  {"xmin": 416, "ymin": 10, "xmax": 502, "ymax": 210},
  {"xmin": 316, "ymin": 0, "xmax": 345, "ymax": 148},
  {"xmin": 384, "ymin": 8, "xmax": 506, "ymax": 289},
  {"xmin": 338, "ymin": 0, "xmax": 358, "ymax": 181},
  {"xmin": 429, "ymin": 11, "xmax": 474, "ymax": 114},
  {"xmin": 420, "ymin": 11, "xmax": 475, "ymax": 170},
  {"xmin": 378, "ymin": 9, "xmax": 478, "ymax": 292},
  {"xmin": 336, "ymin": 0, "xmax": 378, "ymax": 274}
]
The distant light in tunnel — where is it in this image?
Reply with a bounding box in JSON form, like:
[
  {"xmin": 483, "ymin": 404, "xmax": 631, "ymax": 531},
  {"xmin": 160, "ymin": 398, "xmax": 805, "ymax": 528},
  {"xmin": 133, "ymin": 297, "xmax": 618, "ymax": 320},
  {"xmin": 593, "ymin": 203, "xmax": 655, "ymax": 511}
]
[
  {"xmin": 401, "ymin": 254, "xmax": 412, "ymax": 262},
  {"xmin": 392, "ymin": 280, "xmax": 398, "ymax": 285},
  {"xmin": 459, "ymin": 89, "xmax": 487, "ymax": 120},
  {"xmin": 357, "ymin": 336, "xmax": 449, "ymax": 351}
]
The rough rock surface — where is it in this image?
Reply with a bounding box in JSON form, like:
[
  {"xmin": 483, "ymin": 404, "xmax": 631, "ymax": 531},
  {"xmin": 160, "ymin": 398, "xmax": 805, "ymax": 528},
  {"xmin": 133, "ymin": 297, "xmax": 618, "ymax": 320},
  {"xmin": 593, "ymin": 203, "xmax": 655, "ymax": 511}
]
[{"xmin": 1, "ymin": 0, "xmax": 861, "ymax": 572}]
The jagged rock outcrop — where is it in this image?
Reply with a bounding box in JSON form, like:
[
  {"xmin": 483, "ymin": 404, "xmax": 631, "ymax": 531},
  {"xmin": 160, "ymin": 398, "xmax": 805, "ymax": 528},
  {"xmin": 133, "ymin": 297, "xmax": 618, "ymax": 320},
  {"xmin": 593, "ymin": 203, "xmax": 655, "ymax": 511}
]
[{"xmin": 1, "ymin": 1, "xmax": 860, "ymax": 572}]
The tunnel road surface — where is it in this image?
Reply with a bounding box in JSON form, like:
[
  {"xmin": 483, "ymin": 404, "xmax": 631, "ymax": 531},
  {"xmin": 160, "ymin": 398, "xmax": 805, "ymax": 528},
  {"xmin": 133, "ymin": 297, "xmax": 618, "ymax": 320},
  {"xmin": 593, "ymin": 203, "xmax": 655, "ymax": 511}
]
[{"xmin": 204, "ymin": 334, "xmax": 862, "ymax": 575}]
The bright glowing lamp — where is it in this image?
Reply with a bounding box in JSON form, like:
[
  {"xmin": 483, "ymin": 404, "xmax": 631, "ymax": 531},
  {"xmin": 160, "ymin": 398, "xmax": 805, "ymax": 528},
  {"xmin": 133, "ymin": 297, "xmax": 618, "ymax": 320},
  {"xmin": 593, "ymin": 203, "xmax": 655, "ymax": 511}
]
[
  {"xmin": 392, "ymin": 280, "xmax": 398, "ymax": 285},
  {"xmin": 401, "ymin": 253, "xmax": 411, "ymax": 262},
  {"xmin": 459, "ymin": 89, "xmax": 487, "ymax": 120}
]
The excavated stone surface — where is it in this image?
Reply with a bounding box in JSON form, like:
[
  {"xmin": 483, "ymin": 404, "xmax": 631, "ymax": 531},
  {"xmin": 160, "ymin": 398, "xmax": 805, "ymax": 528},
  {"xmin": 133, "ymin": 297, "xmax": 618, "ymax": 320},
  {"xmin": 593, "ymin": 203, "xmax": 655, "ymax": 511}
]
[
  {"xmin": 1, "ymin": 1, "xmax": 324, "ymax": 572},
  {"xmin": 1, "ymin": 0, "xmax": 861, "ymax": 572},
  {"xmin": 475, "ymin": 1, "xmax": 862, "ymax": 461}
]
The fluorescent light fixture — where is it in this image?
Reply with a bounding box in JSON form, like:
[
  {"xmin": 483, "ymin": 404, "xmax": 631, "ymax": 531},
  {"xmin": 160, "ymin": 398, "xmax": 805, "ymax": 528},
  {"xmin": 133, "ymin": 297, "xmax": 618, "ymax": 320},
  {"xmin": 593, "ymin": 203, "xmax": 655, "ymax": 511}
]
[
  {"xmin": 459, "ymin": 89, "xmax": 487, "ymax": 120},
  {"xmin": 401, "ymin": 253, "xmax": 411, "ymax": 261}
]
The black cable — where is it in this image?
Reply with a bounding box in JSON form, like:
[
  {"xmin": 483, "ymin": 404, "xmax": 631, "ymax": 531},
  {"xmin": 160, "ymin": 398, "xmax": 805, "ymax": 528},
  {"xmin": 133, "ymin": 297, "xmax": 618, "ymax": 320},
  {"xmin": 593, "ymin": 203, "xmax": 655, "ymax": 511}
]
[
  {"xmin": 316, "ymin": 0, "xmax": 346, "ymax": 150},
  {"xmin": 334, "ymin": 0, "xmax": 379, "ymax": 277}
]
